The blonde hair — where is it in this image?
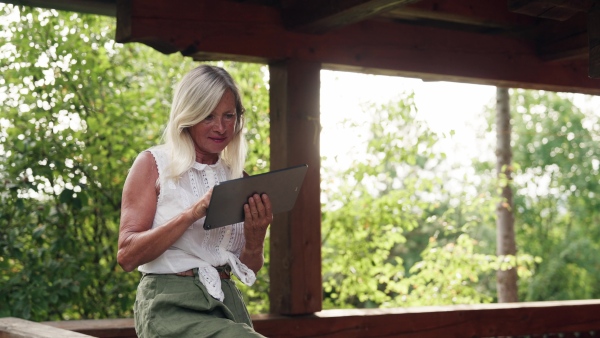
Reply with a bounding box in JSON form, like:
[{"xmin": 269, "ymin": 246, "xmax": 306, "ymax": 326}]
[{"xmin": 161, "ymin": 65, "xmax": 246, "ymax": 180}]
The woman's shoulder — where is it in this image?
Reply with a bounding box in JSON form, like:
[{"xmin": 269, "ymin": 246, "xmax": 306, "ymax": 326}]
[
  {"xmin": 128, "ymin": 150, "xmax": 159, "ymax": 183},
  {"xmin": 130, "ymin": 146, "xmax": 169, "ymax": 176},
  {"xmin": 132, "ymin": 148, "xmax": 155, "ymax": 166}
]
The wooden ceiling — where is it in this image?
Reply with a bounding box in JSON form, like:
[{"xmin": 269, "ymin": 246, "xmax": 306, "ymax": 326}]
[{"xmin": 4, "ymin": 0, "xmax": 600, "ymax": 94}]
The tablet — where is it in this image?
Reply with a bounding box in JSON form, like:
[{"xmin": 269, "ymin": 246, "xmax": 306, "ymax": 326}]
[{"xmin": 203, "ymin": 164, "xmax": 308, "ymax": 230}]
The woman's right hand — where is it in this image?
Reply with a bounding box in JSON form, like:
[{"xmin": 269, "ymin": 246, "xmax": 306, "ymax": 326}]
[{"xmin": 189, "ymin": 188, "xmax": 213, "ymax": 221}]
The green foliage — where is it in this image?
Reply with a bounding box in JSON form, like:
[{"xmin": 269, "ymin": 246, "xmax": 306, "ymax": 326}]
[
  {"xmin": 320, "ymin": 94, "xmax": 535, "ymax": 309},
  {"xmin": 505, "ymin": 90, "xmax": 600, "ymax": 301},
  {"xmin": 0, "ymin": 5, "xmax": 189, "ymax": 320},
  {"xmin": 0, "ymin": 5, "xmax": 271, "ymax": 320},
  {"xmin": 321, "ymin": 95, "xmax": 434, "ymax": 308},
  {"xmin": 475, "ymin": 89, "xmax": 600, "ymax": 301},
  {"xmin": 393, "ymin": 200, "xmax": 539, "ymax": 307}
]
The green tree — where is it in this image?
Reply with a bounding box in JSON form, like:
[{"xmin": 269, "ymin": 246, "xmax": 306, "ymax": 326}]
[
  {"xmin": 0, "ymin": 5, "xmax": 271, "ymax": 320},
  {"xmin": 473, "ymin": 89, "xmax": 600, "ymax": 302},
  {"xmin": 505, "ymin": 90, "xmax": 600, "ymax": 301},
  {"xmin": 320, "ymin": 94, "xmax": 436, "ymax": 308},
  {"xmin": 320, "ymin": 94, "xmax": 537, "ymax": 309},
  {"xmin": 0, "ymin": 5, "xmax": 191, "ymax": 320},
  {"xmin": 495, "ymin": 87, "xmax": 518, "ymax": 302}
]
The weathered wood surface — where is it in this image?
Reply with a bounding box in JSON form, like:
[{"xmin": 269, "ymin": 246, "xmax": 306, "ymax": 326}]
[
  {"xmin": 508, "ymin": 0, "xmax": 594, "ymax": 21},
  {"xmin": 0, "ymin": 317, "xmax": 94, "ymax": 338},
  {"xmin": 41, "ymin": 300, "xmax": 600, "ymax": 338},
  {"xmin": 269, "ymin": 60, "xmax": 323, "ymax": 315},
  {"xmin": 0, "ymin": 0, "xmax": 116, "ymax": 16},
  {"xmin": 589, "ymin": 3, "xmax": 600, "ymax": 78},
  {"xmin": 116, "ymin": 0, "xmax": 600, "ymax": 95},
  {"xmin": 282, "ymin": 0, "xmax": 419, "ymax": 33},
  {"xmin": 383, "ymin": 0, "xmax": 537, "ymax": 29},
  {"xmin": 4, "ymin": 0, "xmax": 599, "ymax": 88},
  {"xmin": 42, "ymin": 318, "xmax": 134, "ymax": 338}
]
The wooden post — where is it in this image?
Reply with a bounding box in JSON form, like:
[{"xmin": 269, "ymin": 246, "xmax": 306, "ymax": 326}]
[
  {"xmin": 589, "ymin": 2, "xmax": 600, "ymax": 78},
  {"xmin": 269, "ymin": 60, "xmax": 323, "ymax": 315}
]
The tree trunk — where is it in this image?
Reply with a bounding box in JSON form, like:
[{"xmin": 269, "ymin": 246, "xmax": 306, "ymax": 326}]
[{"xmin": 495, "ymin": 87, "xmax": 518, "ymax": 303}]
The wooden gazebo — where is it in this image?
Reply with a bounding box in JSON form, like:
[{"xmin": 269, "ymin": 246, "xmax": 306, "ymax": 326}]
[{"xmin": 2, "ymin": 0, "xmax": 600, "ymax": 337}]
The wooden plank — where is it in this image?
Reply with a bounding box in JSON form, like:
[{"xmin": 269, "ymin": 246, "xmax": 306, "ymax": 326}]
[
  {"xmin": 589, "ymin": 3, "xmax": 600, "ymax": 78},
  {"xmin": 0, "ymin": 317, "xmax": 94, "ymax": 338},
  {"xmin": 282, "ymin": 0, "xmax": 418, "ymax": 34},
  {"xmin": 44, "ymin": 318, "xmax": 135, "ymax": 338},
  {"xmin": 253, "ymin": 300, "xmax": 600, "ymax": 337},
  {"xmin": 269, "ymin": 60, "xmax": 322, "ymax": 315},
  {"xmin": 115, "ymin": 0, "xmax": 131, "ymax": 50},
  {"xmin": 42, "ymin": 300, "xmax": 600, "ymax": 338},
  {"xmin": 116, "ymin": 0, "xmax": 600, "ymax": 95},
  {"xmin": 383, "ymin": 0, "xmax": 537, "ymax": 30},
  {"xmin": 538, "ymin": 30, "xmax": 588, "ymax": 62},
  {"xmin": 508, "ymin": 0, "xmax": 593, "ymax": 21},
  {"xmin": 1, "ymin": 0, "xmax": 116, "ymax": 16},
  {"xmin": 115, "ymin": 0, "xmax": 282, "ymax": 54}
]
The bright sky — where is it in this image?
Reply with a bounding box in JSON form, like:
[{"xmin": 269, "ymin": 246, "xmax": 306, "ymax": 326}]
[
  {"xmin": 319, "ymin": 70, "xmax": 498, "ymax": 170},
  {"xmin": 319, "ymin": 70, "xmax": 600, "ymax": 199}
]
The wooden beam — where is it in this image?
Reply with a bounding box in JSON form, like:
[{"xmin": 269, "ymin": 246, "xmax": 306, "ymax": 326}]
[
  {"xmin": 537, "ymin": 30, "xmax": 588, "ymax": 62},
  {"xmin": 42, "ymin": 318, "xmax": 135, "ymax": 338},
  {"xmin": 2, "ymin": 0, "xmax": 116, "ymax": 16},
  {"xmin": 282, "ymin": 0, "xmax": 418, "ymax": 34},
  {"xmin": 382, "ymin": 0, "xmax": 537, "ymax": 31},
  {"xmin": 269, "ymin": 60, "xmax": 322, "ymax": 315},
  {"xmin": 508, "ymin": 0, "xmax": 594, "ymax": 21},
  {"xmin": 116, "ymin": 0, "xmax": 600, "ymax": 95},
  {"xmin": 529, "ymin": 11, "xmax": 589, "ymax": 61},
  {"xmin": 589, "ymin": 2, "xmax": 600, "ymax": 78},
  {"xmin": 43, "ymin": 300, "xmax": 600, "ymax": 338},
  {"xmin": 253, "ymin": 300, "xmax": 600, "ymax": 337},
  {"xmin": 116, "ymin": 0, "xmax": 283, "ymax": 55}
]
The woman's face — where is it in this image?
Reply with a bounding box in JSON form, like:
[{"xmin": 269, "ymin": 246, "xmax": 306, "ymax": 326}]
[{"xmin": 189, "ymin": 89, "xmax": 237, "ymax": 164}]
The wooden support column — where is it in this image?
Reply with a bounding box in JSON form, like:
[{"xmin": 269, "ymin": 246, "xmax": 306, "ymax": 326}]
[
  {"xmin": 589, "ymin": 3, "xmax": 600, "ymax": 78},
  {"xmin": 269, "ymin": 60, "xmax": 322, "ymax": 315}
]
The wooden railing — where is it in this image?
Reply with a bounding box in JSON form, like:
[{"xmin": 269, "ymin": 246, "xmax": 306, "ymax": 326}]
[
  {"xmin": 2, "ymin": 300, "xmax": 600, "ymax": 338},
  {"xmin": 0, "ymin": 317, "xmax": 94, "ymax": 338}
]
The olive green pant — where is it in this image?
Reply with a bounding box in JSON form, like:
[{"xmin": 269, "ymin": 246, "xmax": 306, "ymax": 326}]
[{"xmin": 134, "ymin": 271, "xmax": 265, "ymax": 338}]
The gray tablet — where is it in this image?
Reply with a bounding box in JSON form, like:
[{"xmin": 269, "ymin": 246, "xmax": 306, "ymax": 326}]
[{"xmin": 203, "ymin": 164, "xmax": 308, "ymax": 230}]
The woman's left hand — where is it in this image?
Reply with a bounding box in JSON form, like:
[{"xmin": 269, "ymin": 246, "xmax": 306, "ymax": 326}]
[
  {"xmin": 241, "ymin": 193, "xmax": 272, "ymax": 272},
  {"xmin": 243, "ymin": 193, "xmax": 273, "ymax": 247}
]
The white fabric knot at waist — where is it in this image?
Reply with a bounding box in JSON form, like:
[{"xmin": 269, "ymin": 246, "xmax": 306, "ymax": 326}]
[{"xmin": 197, "ymin": 254, "xmax": 256, "ymax": 301}]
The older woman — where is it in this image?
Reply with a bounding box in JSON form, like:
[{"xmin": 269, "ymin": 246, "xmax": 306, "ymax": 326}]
[{"xmin": 118, "ymin": 65, "xmax": 271, "ymax": 337}]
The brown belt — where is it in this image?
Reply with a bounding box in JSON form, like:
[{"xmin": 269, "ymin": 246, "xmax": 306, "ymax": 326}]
[{"xmin": 175, "ymin": 267, "xmax": 231, "ymax": 279}]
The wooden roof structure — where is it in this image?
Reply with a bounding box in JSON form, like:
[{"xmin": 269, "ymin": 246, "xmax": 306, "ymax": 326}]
[
  {"xmin": 4, "ymin": 0, "xmax": 600, "ymax": 322},
  {"xmin": 8, "ymin": 0, "xmax": 600, "ymax": 94}
]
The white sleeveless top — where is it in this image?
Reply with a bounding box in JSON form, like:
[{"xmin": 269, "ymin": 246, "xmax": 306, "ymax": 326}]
[{"xmin": 137, "ymin": 146, "xmax": 256, "ymax": 301}]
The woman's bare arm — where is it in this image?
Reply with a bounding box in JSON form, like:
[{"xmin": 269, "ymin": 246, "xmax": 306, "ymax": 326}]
[{"xmin": 117, "ymin": 151, "xmax": 211, "ymax": 272}]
